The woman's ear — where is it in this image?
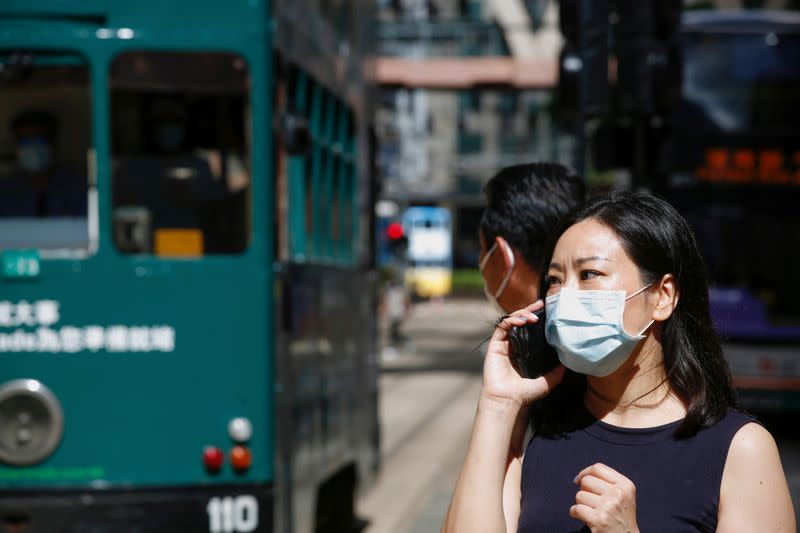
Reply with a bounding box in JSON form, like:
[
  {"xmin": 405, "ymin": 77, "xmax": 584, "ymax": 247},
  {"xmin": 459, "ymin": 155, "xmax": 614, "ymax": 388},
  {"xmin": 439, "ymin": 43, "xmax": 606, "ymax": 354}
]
[{"xmin": 652, "ymin": 274, "xmax": 679, "ymax": 322}]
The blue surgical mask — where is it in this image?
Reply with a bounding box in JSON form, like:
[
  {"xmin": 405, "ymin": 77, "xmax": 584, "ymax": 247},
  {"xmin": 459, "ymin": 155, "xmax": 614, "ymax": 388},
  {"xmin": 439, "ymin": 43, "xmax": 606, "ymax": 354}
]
[
  {"xmin": 17, "ymin": 138, "xmax": 53, "ymax": 173},
  {"xmin": 544, "ymin": 284, "xmax": 654, "ymax": 377},
  {"xmin": 479, "ymin": 241, "xmax": 515, "ymax": 314}
]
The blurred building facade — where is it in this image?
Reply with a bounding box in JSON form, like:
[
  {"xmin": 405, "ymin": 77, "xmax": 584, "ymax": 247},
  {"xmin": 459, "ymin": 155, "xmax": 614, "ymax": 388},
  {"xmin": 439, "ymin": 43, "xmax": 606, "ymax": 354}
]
[{"xmin": 374, "ymin": 0, "xmax": 576, "ymax": 267}]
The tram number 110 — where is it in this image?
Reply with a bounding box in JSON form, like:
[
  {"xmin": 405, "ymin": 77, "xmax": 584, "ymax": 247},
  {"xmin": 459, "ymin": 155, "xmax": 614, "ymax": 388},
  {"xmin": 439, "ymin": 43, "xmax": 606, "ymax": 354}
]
[{"xmin": 207, "ymin": 495, "xmax": 259, "ymax": 533}]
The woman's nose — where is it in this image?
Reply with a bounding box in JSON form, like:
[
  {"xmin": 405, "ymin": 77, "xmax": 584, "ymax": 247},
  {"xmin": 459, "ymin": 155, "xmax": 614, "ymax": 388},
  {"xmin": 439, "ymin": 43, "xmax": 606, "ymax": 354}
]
[{"xmin": 562, "ymin": 277, "xmax": 581, "ymax": 289}]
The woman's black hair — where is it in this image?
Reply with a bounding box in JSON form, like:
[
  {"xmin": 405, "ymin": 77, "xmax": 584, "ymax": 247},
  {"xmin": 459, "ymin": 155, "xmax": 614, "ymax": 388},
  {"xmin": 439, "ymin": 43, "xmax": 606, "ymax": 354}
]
[{"xmin": 532, "ymin": 191, "xmax": 737, "ymax": 438}]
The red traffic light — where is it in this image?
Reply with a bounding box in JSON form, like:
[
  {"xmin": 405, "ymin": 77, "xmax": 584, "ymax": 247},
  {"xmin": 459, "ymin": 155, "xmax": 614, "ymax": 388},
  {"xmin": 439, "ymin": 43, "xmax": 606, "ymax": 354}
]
[{"xmin": 387, "ymin": 222, "xmax": 404, "ymax": 240}]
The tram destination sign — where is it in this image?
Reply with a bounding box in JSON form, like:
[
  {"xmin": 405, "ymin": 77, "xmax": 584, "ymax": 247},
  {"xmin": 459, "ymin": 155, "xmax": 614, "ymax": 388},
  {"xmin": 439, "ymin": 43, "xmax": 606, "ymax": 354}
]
[{"xmin": 0, "ymin": 299, "xmax": 175, "ymax": 354}]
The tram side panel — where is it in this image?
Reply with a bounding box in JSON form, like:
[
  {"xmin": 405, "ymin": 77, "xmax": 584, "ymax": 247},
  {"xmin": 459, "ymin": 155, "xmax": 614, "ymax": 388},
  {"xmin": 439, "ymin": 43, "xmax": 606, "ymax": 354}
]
[{"xmin": 274, "ymin": 263, "xmax": 378, "ymax": 533}]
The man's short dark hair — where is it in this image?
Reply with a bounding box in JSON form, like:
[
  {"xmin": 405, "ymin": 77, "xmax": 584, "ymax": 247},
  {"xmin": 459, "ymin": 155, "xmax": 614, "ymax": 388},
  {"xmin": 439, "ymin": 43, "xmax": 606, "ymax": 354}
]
[{"xmin": 480, "ymin": 162, "xmax": 584, "ymax": 272}]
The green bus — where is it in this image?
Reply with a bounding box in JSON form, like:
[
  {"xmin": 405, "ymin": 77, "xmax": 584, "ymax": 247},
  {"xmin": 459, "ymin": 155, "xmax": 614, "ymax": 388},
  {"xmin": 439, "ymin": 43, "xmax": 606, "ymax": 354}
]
[{"xmin": 0, "ymin": 1, "xmax": 380, "ymax": 532}]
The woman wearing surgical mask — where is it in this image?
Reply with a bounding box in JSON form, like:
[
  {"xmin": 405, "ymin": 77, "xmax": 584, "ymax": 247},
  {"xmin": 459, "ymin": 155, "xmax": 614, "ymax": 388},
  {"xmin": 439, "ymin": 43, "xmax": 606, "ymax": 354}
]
[{"xmin": 443, "ymin": 192, "xmax": 795, "ymax": 533}]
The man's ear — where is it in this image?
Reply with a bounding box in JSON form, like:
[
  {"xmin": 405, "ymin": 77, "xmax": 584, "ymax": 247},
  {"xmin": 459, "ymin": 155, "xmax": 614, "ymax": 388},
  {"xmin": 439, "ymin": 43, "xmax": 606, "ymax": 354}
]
[
  {"xmin": 495, "ymin": 235, "xmax": 515, "ymax": 270},
  {"xmin": 478, "ymin": 229, "xmax": 487, "ymax": 253},
  {"xmin": 652, "ymin": 273, "xmax": 679, "ymax": 322}
]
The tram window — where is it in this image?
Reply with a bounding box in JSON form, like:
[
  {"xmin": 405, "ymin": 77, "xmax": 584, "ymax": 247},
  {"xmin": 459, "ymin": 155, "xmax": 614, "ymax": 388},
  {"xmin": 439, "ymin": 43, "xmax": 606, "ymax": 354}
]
[
  {"xmin": 329, "ymin": 99, "xmax": 342, "ymax": 248},
  {"xmin": 295, "ymin": 70, "xmax": 311, "ymax": 252},
  {"xmin": 342, "ymin": 170, "xmax": 353, "ymax": 257},
  {"xmin": 0, "ymin": 51, "xmax": 92, "ymax": 256},
  {"xmin": 304, "ymin": 170, "xmax": 314, "ymax": 240},
  {"xmin": 274, "ymin": 72, "xmax": 290, "ymax": 262},
  {"xmin": 109, "ymin": 52, "xmax": 251, "ymax": 256},
  {"xmin": 341, "ymin": 113, "xmax": 357, "ymax": 260},
  {"xmin": 284, "ymin": 67, "xmax": 358, "ymax": 263},
  {"xmin": 331, "ymin": 166, "xmax": 341, "ymax": 242}
]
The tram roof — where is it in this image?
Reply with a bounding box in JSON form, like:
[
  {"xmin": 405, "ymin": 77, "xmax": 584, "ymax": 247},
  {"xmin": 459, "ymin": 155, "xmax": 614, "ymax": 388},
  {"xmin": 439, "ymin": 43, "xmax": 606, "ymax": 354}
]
[
  {"xmin": 0, "ymin": 0, "xmax": 374, "ymax": 114},
  {"xmin": 0, "ymin": 0, "xmax": 270, "ymax": 36}
]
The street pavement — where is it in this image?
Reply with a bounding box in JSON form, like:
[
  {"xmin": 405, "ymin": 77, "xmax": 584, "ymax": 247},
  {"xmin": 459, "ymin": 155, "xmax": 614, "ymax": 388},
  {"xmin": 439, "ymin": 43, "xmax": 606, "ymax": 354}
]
[
  {"xmin": 357, "ymin": 297, "xmax": 493, "ymax": 533},
  {"xmin": 357, "ymin": 297, "xmax": 800, "ymax": 533}
]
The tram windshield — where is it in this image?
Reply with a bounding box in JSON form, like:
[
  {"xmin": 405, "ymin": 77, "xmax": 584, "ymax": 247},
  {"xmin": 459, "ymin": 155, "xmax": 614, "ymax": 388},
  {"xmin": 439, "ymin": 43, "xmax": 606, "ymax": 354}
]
[
  {"xmin": 0, "ymin": 51, "xmax": 92, "ymax": 255},
  {"xmin": 110, "ymin": 51, "xmax": 251, "ymax": 256}
]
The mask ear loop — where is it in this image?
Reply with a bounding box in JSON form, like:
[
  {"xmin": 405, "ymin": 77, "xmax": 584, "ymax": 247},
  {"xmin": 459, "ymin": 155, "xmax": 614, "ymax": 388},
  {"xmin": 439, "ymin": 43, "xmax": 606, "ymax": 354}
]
[
  {"xmin": 479, "ymin": 242, "xmax": 497, "ymax": 273},
  {"xmin": 493, "ymin": 241, "xmax": 515, "ymax": 298},
  {"xmin": 624, "ymin": 282, "xmax": 654, "ymax": 301},
  {"xmin": 624, "ymin": 282, "xmax": 655, "ymax": 337}
]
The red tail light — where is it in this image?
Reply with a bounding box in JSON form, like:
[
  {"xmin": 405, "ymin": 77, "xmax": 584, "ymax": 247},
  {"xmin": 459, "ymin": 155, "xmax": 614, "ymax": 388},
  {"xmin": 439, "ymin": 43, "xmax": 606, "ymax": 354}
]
[{"xmin": 203, "ymin": 446, "xmax": 224, "ymax": 473}]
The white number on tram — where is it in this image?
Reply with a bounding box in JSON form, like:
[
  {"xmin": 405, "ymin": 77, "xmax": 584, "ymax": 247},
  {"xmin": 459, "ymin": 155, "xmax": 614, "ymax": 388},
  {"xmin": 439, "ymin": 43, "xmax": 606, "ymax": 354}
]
[{"xmin": 207, "ymin": 495, "xmax": 259, "ymax": 533}]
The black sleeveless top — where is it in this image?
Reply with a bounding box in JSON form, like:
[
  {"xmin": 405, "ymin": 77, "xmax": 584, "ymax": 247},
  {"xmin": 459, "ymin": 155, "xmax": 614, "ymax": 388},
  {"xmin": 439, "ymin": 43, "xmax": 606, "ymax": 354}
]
[{"xmin": 518, "ymin": 407, "xmax": 754, "ymax": 533}]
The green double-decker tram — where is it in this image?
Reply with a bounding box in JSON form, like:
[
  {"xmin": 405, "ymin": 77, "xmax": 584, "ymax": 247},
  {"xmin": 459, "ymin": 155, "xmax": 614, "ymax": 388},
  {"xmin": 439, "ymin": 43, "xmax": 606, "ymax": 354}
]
[{"xmin": 0, "ymin": 1, "xmax": 379, "ymax": 531}]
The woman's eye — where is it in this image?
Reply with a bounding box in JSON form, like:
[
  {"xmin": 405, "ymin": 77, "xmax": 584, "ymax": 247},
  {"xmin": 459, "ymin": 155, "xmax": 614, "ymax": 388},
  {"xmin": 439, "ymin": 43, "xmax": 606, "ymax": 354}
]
[
  {"xmin": 545, "ymin": 275, "xmax": 561, "ymax": 286},
  {"xmin": 580, "ymin": 270, "xmax": 600, "ymax": 281}
]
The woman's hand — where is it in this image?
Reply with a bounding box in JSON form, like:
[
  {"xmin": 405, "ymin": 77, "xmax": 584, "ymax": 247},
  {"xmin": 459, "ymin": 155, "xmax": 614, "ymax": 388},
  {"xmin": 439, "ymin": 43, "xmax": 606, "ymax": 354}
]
[
  {"xmin": 571, "ymin": 463, "xmax": 639, "ymax": 533},
  {"xmin": 480, "ymin": 301, "xmax": 565, "ymax": 408}
]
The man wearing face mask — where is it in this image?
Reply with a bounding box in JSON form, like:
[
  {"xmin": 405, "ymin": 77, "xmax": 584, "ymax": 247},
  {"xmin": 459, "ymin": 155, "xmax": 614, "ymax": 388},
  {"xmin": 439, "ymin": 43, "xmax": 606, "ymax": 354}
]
[
  {"xmin": 478, "ymin": 162, "xmax": 584, "ymax": 314},
  {"xmin": 113, "ymin": 97, "xmax": 226, "ymax": 237},
  {"xmin": 0, "ymin": 110, "xmax": 86, "ymax": 217}
]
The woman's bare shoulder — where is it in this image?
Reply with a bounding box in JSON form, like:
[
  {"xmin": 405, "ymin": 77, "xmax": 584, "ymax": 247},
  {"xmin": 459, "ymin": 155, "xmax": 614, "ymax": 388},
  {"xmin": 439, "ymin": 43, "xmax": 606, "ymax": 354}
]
[{"xmin": 718, "ymin": 422, "xmax": 795, "ymax": 533}]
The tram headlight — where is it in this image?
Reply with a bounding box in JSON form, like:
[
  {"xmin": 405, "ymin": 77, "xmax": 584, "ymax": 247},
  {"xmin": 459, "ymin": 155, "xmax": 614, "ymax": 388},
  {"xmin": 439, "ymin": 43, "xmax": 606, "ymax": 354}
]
[
  {"xmin": 227, "ymin": 417, "xmax": 252, "ymax": 443},
  {"xmin": 0, "ymin": 380, "xmax": 64, "ymax": 466}
]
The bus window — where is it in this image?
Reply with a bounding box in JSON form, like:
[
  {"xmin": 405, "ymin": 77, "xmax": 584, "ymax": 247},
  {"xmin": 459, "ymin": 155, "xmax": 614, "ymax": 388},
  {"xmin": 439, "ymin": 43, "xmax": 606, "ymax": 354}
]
[
  {"xmin": 0, "ymin": 51, "xmax": 92, "ymax": 256},
  {"xmin": 109, "ymin": 52, "xmax": 251, "ymax": 257},
  {"xmin": 666, "ymin": 23, "xmax": 800, "ymax": 328},
  {"xmin": 682, "ymin": 32, "xmax": 800, "ymax": 134}
]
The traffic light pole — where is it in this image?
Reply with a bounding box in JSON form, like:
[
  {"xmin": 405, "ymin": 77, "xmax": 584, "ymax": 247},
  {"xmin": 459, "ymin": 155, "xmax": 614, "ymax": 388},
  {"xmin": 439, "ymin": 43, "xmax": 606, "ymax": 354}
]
[
  {"xmin": 559, "ymin": 0, "xmax": 608, "ymax": 180},
  {"xmin": 559, "ymin": 0, "xmax": 681, "ymax": 189},
  {"xmin": 633, "ymin": 115, "xmax": 648, "ymax": 190},
  {"xmin": 576, "ymin": 108, "xmax": 587, "ymax": 180}
]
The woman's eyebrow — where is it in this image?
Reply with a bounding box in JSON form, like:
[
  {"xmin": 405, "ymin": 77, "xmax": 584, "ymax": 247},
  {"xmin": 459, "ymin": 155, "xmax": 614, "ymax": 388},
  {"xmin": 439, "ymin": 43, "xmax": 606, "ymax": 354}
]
[
  {"xmin": 575, "ymin": 256, "xmax": 613, "ymax": 265},
  {"xmin": 549, "ymin": 256, "xmax": 613, "ymax": 271}
]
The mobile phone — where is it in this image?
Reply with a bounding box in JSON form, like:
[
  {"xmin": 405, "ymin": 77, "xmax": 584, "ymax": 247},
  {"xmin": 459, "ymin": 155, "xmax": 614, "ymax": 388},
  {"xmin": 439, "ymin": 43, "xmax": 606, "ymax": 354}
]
[{"xmin": 508, "ymin": 308, "xmax": 559, "ymax": 378}]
